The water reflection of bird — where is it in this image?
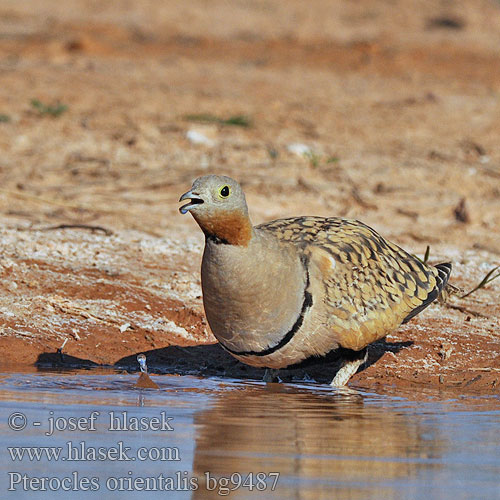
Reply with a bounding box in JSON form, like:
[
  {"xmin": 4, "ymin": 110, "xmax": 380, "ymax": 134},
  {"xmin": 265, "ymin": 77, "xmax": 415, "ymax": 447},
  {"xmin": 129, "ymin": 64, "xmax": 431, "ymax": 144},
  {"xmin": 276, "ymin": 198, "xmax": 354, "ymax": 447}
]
[
  {"xmin": 179, "ymin": 175, "xmax": 452, "ymax": 386},
  {"xmin": 191, "ymin": 385, "xmax": 446, "ymax": 500}
]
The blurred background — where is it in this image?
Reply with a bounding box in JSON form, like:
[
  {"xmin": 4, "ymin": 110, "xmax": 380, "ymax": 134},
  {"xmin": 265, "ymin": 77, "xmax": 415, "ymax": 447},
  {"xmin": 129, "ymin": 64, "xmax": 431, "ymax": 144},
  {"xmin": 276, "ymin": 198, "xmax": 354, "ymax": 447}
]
[
  {"xmin": 0, "ymin": 1, "xmax": 499, "ymax": 383},
  {"xmin": 1, "ymin": 0, "xmax": 499, "ymax": 242}
]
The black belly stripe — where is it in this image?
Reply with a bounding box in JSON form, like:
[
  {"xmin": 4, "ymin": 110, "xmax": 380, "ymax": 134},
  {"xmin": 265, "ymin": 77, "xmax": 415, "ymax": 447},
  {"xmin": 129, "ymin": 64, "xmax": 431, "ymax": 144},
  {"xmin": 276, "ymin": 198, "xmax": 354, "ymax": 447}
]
[{"xmin": 220, "ymin": 267, "xmax": 313, "ymax": 358}]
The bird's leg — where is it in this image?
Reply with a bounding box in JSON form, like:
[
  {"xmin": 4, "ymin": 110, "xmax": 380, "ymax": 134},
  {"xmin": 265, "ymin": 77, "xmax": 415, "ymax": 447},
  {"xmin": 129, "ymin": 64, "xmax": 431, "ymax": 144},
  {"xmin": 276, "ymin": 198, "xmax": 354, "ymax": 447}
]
[
  {"xmin": 263, "ymin": 368, "xmax": 280, "ymax": 383},
  {"xmin": 330, "ymin": 347, "xmax": 368, "ymax": 388}
]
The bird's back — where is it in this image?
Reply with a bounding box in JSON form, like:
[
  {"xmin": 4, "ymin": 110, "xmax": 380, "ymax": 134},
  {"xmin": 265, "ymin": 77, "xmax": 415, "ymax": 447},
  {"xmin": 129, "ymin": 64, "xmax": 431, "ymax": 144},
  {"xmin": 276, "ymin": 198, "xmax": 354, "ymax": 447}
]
[{"xmin": 256, "ymin": 216, "xmax": 451, "ymax": 350}]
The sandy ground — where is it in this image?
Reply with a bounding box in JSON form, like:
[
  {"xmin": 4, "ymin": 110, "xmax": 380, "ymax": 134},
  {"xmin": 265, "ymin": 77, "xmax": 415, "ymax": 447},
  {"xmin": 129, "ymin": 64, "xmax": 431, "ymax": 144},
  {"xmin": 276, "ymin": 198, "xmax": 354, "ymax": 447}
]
[{"xmin": 0, "ymin": 0, "xmax": 499, "ymax": 393}]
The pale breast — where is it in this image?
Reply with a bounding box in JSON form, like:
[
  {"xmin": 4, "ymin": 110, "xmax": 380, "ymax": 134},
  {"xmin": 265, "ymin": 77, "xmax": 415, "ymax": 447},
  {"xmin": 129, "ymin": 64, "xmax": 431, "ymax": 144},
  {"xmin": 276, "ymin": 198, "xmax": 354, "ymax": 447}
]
[{"xmin": 201, "ymin": 233, "xmax": 307, "ymax": 354}]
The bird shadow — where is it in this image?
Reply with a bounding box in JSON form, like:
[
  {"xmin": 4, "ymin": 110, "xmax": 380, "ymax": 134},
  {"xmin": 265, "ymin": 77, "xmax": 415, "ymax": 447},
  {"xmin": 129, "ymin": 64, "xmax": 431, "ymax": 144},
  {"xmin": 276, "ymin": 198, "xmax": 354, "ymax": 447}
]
[
  {"xmin": 35, "ymin": 339, "xmax": 413, "ymax": 384},
  {"xmin": 364, "ymin": 338, "xmax": 414, "ymax": 370},
  {"xmin": 36, "ymin": 351, "xmax": 99, "ymax": 369}
]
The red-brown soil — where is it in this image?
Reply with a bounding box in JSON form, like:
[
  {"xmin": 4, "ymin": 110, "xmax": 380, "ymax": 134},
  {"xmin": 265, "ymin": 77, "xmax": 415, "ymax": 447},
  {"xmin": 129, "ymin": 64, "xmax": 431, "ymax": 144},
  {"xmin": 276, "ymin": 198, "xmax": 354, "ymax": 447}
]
[{"xmin": 0, "ymin": 0, "xmax": 498, "ymax": 393}]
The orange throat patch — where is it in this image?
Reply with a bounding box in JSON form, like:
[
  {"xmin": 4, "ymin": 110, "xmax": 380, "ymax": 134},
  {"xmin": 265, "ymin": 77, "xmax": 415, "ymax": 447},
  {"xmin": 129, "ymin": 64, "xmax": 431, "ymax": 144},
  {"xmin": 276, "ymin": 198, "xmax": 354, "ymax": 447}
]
[{"xmin": 194, "ymin": 210, "xmax": 253, "ymax": 246}]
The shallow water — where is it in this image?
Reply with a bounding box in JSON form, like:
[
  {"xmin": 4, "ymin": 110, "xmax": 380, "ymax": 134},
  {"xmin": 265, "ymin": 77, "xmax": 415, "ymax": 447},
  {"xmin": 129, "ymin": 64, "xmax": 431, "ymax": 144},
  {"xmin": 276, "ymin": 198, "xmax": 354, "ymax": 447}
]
[{"xmin": 0, "ymin": 369, "xmax": 499, "ymax": 499}]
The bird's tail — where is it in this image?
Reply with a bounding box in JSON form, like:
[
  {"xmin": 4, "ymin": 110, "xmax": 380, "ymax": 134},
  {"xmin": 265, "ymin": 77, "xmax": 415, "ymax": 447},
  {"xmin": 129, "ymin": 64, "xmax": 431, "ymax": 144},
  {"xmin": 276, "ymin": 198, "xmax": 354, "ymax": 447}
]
[
  {"xmin": 435, "ymin": 262, "xmax": 452, "ymax": 298},
  {"xmin": 437, "ymin": 271, "xmax": 462, "ymax": 305},
  {"xmin": 402, "ymin": 262, "xmax": 452, "ymax": 323}
]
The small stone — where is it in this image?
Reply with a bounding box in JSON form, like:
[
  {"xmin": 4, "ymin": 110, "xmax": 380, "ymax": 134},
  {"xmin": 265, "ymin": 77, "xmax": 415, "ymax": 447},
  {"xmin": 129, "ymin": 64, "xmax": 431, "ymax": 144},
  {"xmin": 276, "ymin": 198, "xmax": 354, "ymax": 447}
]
[
  {"xmin": 186, "ymin": 129, "xmax": 215, "ymax": 147},
  {"xmin": 287, "ymin": 142, "xmax": 311, "ymax": 156},
  {"xmin": 438, "ymin": 342, "xmax": 454, "ymax": 360},
  {"xmin": 453, "ymin": 197, "xmax": 470, "ymax": 223}
]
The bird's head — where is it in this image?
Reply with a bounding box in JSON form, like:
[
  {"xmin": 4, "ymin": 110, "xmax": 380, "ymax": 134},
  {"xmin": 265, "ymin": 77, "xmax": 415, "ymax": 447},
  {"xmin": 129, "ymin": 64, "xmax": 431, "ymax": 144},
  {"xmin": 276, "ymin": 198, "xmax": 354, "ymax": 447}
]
[{"xmin": 179, "ymin": 175, "xmax": 252, "ymax": 246}]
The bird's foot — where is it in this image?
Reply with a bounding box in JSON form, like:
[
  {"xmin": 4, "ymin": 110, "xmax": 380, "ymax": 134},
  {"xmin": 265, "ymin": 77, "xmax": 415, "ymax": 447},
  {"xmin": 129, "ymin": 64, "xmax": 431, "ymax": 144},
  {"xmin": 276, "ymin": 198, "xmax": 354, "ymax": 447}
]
[
  {"xmin": 263, "ymin": 368, "xmax": 280, "ymax": 383},
  {"xmin": 330, "ymin": 348, "xmax": 368, "ymax": 388}
]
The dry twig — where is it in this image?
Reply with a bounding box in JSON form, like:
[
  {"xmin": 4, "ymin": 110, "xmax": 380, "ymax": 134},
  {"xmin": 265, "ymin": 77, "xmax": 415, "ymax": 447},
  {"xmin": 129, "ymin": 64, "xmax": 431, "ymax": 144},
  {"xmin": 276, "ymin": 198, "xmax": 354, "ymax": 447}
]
[{"xmin": 461, "ymin": 266, "xmax": 500, "ymax": 299}]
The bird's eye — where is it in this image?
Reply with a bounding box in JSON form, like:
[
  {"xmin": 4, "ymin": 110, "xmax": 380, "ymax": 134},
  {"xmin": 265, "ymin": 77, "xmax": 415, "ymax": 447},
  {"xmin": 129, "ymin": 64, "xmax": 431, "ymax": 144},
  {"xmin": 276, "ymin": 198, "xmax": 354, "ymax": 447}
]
[{"xmin": 218, "ymin": 185, "xmax": 230, "ymax": 198}]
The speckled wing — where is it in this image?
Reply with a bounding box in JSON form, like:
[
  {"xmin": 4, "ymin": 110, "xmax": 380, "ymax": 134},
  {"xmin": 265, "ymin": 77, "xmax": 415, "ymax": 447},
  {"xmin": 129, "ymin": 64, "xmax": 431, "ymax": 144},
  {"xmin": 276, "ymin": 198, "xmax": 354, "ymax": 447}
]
[{"xmin": 257, "ymin": 217, "xmax": 450, "ymax": 351}]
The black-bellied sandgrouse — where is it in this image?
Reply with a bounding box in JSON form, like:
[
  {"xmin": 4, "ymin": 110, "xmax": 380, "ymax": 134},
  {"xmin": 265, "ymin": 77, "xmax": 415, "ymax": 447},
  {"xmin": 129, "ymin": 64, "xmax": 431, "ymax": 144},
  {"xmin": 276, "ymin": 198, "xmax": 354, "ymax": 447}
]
[{"xmin": 179, "ymin": 175, "xmax": 452, "ymax": 386}]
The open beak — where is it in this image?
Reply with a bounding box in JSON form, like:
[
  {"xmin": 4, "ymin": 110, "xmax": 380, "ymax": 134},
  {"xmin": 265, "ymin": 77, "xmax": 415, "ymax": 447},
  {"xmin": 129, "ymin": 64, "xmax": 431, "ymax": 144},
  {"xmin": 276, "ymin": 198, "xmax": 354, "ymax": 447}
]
[{"xmin": 179, "ymin": 190, "xmax": 204, "ymax": 214}]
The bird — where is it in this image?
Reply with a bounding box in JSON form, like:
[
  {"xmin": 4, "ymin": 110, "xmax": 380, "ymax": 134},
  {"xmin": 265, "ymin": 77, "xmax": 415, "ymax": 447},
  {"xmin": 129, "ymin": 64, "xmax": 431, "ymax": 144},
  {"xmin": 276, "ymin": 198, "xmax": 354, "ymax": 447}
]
[{"xmin": 179, "ymin": 175, "xmax": 452, "ymax": 386}]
